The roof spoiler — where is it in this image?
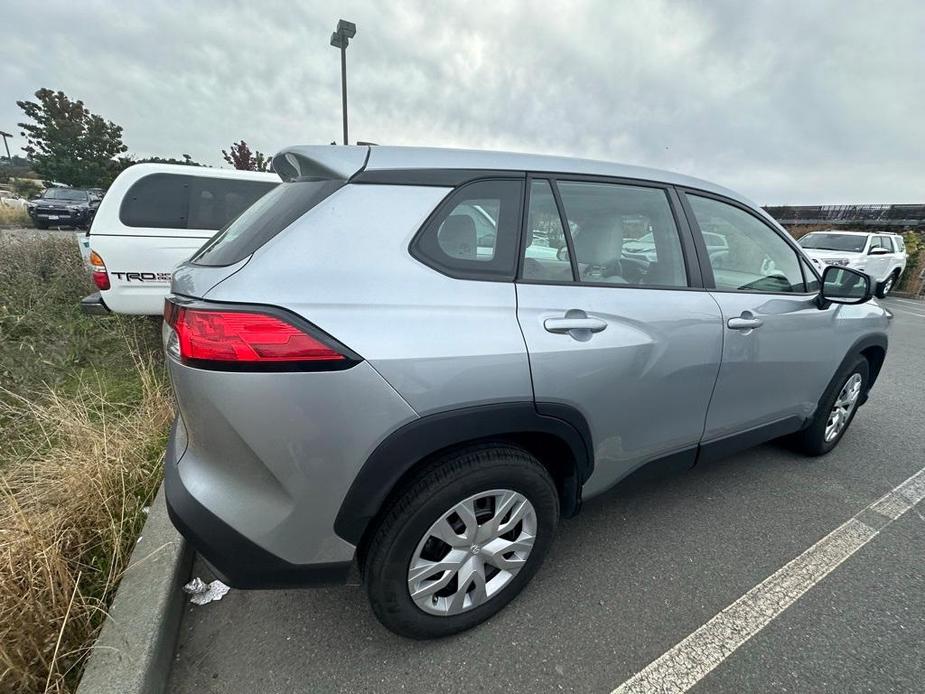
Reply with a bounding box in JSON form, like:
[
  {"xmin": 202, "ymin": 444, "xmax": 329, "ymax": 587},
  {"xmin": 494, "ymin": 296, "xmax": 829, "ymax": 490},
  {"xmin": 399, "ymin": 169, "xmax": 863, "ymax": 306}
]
[{"xmin": 272, "ymin": 145, "xmax": 370, "ymax": 182}]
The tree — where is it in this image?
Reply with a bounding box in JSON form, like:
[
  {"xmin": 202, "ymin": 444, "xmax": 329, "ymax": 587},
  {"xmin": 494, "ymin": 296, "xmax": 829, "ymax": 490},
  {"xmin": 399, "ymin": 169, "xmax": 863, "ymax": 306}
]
[
  {"xmin": 222, "ymin": 141, "xmax": 271, "ymax": 171},
  {"xmin": 16, "ymin": 88, "xmax": 128, "ymax": 187}
]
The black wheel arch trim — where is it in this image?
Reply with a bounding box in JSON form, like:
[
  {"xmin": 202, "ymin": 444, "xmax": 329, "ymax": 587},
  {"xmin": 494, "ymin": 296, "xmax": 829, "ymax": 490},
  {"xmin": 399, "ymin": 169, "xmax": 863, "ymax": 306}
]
[
  {"xmin": 334, "ymin": 401, "xmax": 593, "ymax": 546},
  {"xmin": 840, "ymin": 332, "xmax": 888, "ymax": 404}
]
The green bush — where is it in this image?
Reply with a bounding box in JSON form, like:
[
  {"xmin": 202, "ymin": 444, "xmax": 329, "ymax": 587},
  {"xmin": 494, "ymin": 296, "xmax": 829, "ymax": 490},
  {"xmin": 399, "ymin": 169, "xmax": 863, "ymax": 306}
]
[{"xmin": 898, "ymin": 231, "xmax": 923, "ymax": 293}]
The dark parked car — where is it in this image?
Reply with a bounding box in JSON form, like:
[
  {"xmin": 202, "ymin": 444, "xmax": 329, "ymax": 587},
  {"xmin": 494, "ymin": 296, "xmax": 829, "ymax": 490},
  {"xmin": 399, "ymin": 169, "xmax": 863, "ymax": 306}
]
[{"xmin": 27, "ymin": 188, "xmax": 102, "ymax": 229}]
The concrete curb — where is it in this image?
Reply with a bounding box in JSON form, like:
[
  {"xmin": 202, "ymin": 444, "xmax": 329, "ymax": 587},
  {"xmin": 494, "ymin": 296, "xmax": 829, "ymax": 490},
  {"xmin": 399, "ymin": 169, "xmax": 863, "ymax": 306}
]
[{"xmin": 77, "ymin": 484, "xmax": 192, "ymax": 694}]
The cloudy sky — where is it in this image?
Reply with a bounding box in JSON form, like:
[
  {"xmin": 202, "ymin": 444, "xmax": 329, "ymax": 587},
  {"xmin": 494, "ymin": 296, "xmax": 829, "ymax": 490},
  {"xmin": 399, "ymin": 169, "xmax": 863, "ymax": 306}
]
[{"xmin": 3, "ymin": 0, "xmax": 923, "ymax": 204}]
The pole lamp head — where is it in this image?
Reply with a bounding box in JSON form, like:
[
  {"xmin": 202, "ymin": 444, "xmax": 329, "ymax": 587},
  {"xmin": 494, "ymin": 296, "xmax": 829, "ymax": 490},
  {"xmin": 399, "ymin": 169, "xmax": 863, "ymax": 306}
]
[
  {"xmin": 337, "ymin": 20, "xmax": 356, "ymax": 38},
  {"xmin": 331, "ymin": 19, "xmax": 356, "ymax": 48}
]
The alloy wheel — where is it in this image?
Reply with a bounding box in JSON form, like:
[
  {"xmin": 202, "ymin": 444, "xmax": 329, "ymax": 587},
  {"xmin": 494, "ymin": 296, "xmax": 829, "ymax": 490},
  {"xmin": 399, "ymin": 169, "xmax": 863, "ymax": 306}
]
[
  {"xmin": 825, "ymin": 373, "xmax": 862, "ymax": 442},
  {"xmin": 408, "ymin": 489, "xmax": 537, "ymax": 616}
]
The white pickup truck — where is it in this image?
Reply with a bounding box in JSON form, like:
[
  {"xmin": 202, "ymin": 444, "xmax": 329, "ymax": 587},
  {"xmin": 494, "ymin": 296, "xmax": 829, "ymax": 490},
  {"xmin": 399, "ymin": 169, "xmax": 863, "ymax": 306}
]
[
  {"xmin": 81, "ymin": 163, "xmax": 278, "ymax": 315},
  {"xmin": 798, "ymin": 230, "xmax": 908, "ymax": 298}
]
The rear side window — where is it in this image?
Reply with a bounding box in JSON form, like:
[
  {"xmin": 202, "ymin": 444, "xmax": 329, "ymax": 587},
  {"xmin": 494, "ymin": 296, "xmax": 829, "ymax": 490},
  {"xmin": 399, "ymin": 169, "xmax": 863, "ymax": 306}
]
[
  {"xmin": 119, "ymin": 173, "xmax": 277, "ymax": 230},
  {"xmin": 191, "ymin": 179, "xmax": 343, "ymax": 266},
  {"xmin": 869, "ymin": 236, "xmax": 890, "ymax": 252},
  {"xmin": 412, "ymin": 179, "xmax": 524, "ymax": 280},
  {"xmin": 188, "ymin": 177, "xmax": 278, "ymax": 230},
  {"xmin": 120, "ymin": 174, "xmax": 188, "ymax": 228},
  {"xmin": 522, "ymin": 180, "xmax": 572, "ymax": 282},
  {"xmin": 550, "ymin": 180, "xmax": 689, "ymax": 288},
  {"xmin": 893, "ymin": 236, "xmax": 905, "ymax": 252}
]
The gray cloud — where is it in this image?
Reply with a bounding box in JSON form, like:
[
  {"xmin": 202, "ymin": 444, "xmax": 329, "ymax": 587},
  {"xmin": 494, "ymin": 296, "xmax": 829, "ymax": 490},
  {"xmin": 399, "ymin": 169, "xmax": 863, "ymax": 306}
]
[{"xmin": 2, "ymin": 0, "xmax": 923, "ymax": 203}]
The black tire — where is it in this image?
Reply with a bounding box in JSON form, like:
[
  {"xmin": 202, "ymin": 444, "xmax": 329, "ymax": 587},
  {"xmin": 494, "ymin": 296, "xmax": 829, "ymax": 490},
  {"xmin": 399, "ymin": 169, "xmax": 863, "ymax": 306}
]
[
  {"xmin": 876, "ymin": 271, "xmax": 899, "ymax": 298},
  {"xmin": 790, "ymin": 356, "xmax": 869, "ymax": 456},
  {"xmin": 363, "ymin": 444, "xmax": 559, "ymax": 639},
  {"xmin": 35, "ymin": 220, "xmax": 48, "ymax": 230}
]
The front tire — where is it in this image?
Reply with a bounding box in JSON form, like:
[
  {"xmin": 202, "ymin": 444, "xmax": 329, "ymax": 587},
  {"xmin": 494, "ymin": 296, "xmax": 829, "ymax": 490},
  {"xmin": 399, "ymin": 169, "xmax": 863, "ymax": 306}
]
[
  {"xmin": 791, "ymin": 357, "xmax": 869, "ymax": 456},
  {"xmin": 363, "ymin": 444, "xmax": 559, "ymax": 639},
  {"xmin": 876, "ymin": 271, "xmax": 899, "ymax": 298}
]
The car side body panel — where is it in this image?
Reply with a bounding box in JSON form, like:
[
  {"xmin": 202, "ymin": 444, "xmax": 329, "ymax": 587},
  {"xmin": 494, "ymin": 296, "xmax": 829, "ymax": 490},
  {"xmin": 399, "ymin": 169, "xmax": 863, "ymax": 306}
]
[
  {"xmin": 167, "ymin": 358, "xmax": 417, "ymax": 567},
  {"xmin": 700, "ymin": 292, "xmax": 889, "ymax": 440},
  {"xmin": 516, "ymin": 283, "xmax": 724, "ymax": 499},
  {"xmin": 205, "ymin": 183, "xmax": 536, "ymax": 415}
]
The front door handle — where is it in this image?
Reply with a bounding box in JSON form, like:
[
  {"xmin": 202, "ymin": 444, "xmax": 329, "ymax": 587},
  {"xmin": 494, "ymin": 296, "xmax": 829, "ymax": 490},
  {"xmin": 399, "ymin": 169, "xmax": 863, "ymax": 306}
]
[
  {"xmin": 544, "ymin": 317, "xmax": 608, "ymax": 333},
  {"xmin": 727, "ymin": 314, "xmax": 763, "ymax": 331}
]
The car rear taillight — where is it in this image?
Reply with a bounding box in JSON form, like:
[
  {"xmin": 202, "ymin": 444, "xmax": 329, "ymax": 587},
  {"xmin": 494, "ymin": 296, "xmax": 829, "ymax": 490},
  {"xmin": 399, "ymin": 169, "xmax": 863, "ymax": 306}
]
[
  {"xmin": 89, "ymin": 250, "xmax": 110, "ymax": 291},
  {"xmin": 163, "ymin": 299, "xmax": 351, "ymax": 368}
]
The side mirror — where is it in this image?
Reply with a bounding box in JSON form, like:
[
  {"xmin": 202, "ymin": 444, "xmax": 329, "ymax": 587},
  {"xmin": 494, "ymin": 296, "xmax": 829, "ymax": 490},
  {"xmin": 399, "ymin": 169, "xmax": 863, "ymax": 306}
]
[
  {"xmin": 818, "ymin": 266, "xmax": 872, "ymax": 307},
  {"xmin": 868, "ymin": 246, "xmax": 890, "ymax": 255}
]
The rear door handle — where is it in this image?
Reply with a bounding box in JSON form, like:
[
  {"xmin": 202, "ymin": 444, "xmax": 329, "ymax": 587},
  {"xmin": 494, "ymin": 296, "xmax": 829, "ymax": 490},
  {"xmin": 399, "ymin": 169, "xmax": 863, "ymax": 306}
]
[
  {"xmin": 727, "ymin": 316, "xmax": 763, "ymax": 330},
  {"xmin": 544, "ymin": 317, "xmax": 608, "ymax": 334}
]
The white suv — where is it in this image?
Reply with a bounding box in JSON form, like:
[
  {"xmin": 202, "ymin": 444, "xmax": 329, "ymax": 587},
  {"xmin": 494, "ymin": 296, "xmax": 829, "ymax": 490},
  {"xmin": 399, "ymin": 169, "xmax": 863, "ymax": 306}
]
[{"xmin": 798, "ymin": 230, "xmax": 907, "ymax": 297}]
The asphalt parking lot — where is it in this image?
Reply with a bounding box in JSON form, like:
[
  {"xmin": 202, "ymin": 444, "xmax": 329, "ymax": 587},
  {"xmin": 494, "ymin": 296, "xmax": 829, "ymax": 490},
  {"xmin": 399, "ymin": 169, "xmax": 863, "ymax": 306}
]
[{"xmin": 169, "ymin": 297, "xmax": 925, "ymax": 694}]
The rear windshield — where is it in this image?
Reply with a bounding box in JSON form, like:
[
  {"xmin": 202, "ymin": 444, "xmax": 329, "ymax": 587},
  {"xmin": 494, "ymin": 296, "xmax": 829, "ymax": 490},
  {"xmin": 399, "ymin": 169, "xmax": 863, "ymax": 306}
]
[
  {"xmin": 191, "ymin": 179, "xmax": 343, "ymax": 266},
  {"xmin": 798, "ymin": 233, "xmax": 867, "ymax": 252}
]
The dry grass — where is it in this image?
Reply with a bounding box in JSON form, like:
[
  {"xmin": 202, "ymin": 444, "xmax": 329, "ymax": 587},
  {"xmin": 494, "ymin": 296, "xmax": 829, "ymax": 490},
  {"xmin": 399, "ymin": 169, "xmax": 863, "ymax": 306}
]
[
  {"xmin": 0, "ymin": 205, "xmax": 31, "ymax": 227},
  {"xmin": 0, "ymin": 235, "xmax": 171, "ymax": 692}
]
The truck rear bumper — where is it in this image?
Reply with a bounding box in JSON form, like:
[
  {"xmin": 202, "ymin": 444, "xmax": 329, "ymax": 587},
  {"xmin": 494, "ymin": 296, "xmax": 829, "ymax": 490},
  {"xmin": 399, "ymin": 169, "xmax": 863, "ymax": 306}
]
[{"xmin": 80, "ymin": 292, "xmax": 110, "ymax": 315}]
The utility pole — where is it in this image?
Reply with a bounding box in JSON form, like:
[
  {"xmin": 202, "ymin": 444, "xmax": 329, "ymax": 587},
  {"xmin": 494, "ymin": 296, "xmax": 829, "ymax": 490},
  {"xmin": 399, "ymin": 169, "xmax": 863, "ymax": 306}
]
[
  {"xmin": 0, "ymin": 131, "xmax": 12, "ymax": 162},
  {"xmin": 330, "ymin": 20, "xmax": 356, "ymax": 146}
]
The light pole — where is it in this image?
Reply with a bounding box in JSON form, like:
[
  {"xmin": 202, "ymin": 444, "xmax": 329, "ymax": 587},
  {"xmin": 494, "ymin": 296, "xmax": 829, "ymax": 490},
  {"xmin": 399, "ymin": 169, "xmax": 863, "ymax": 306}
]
[
  {"xmin": 330, "ymin": 19, "xmax": 356, "ymax": 146},
  {"xmin": 0, "ymin": 131, "xmax": 12, "ymax": 162}
]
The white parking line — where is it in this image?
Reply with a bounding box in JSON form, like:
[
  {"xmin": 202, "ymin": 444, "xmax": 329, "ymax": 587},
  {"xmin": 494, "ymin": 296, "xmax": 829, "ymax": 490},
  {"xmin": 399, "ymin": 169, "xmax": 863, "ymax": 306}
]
[
  {"xmin": 888, "ymin": 297, "xmax": 925, "ymax": 307},
  {"xmin": 612, "ymin": 467, "xmax": 925, "ymax": 694},
  {"xmin": 887, "ymin": 306, "xmax": 925, "ymax": 319}
]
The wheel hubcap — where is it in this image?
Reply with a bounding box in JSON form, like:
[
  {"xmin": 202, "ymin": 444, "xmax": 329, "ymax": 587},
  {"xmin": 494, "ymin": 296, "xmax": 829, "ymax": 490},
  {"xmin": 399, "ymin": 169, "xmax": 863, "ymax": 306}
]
[
  {"xmin": 825, "ymin": 373, "xmax": 862, "ymax": 442},
  {"xmin": 408, "ymin": 489, "xmax": 537, "ymax": 616}
]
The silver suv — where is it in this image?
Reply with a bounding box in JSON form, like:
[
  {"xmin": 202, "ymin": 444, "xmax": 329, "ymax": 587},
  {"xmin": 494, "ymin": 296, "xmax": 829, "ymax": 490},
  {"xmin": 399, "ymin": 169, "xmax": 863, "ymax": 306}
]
[{"xmin": 163, "ymin": 146, "xmax": 890, "ymax": 638}]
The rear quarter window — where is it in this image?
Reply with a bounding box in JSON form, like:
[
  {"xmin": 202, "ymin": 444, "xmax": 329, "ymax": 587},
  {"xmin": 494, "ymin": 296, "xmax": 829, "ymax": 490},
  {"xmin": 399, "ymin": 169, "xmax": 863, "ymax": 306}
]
[
  {"xmin": 119, "ymin": 173, "xmax": 277, "ymax": 230},
  {"xmin": 411, "ymin": 178, "xmax": 524, "ymax": 280}
]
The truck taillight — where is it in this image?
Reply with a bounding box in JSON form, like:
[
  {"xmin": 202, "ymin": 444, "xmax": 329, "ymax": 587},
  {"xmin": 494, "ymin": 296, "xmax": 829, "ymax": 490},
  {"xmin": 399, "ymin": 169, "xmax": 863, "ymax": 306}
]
[
  {"xmin": 163, "ymin": 299, "xmax": 351, "ymax": 368},
  {"xmin": 89, "ymin": 250, "xmax": 110, "ymax": 291}
]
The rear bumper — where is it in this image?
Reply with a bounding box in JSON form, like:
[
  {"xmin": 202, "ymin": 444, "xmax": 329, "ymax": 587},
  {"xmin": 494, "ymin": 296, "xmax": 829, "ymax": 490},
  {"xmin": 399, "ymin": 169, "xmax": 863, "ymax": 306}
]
[
  {"xmin": 162, "ymin": 357, "xmax": 418, "ymax": 589},
  {"xmin": 163, "ymin": 420, "xmax": 352, "ymax": 588},
  {"xmin": 80, "ymin": 292, "xmax": 110, "ymax": 315}
]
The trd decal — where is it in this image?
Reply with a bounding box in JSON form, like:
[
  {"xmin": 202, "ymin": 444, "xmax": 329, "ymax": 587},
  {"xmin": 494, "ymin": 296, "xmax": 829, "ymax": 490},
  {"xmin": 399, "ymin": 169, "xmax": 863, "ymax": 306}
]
[{"xmin": 111, "ymin": 272, "xmax": 172, "ymax": 282}]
